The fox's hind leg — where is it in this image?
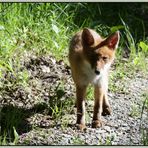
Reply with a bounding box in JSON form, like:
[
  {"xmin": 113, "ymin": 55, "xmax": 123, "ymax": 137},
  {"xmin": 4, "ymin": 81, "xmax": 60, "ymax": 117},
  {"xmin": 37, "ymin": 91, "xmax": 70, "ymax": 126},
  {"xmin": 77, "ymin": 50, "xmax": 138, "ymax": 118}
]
[{"xmin": 102, "ymin": 94, "xmax": 112, "ymax": 116}]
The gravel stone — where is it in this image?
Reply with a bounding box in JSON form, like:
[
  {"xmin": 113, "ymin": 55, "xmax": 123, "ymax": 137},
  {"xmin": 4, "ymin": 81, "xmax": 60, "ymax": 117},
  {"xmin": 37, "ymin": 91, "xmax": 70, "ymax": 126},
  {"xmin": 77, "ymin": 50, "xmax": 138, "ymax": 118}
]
[{"xmin": 1, "ymin": 53, "xmax": 148, "ymax": 145}]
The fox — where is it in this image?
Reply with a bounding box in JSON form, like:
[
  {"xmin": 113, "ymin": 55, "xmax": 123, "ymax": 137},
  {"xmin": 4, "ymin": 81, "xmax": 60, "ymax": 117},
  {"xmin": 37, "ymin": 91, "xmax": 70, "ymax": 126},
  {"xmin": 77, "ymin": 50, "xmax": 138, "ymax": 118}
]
[{"xmin": 68, "ymin": 28, "xmax": 120, "ymax": 131}]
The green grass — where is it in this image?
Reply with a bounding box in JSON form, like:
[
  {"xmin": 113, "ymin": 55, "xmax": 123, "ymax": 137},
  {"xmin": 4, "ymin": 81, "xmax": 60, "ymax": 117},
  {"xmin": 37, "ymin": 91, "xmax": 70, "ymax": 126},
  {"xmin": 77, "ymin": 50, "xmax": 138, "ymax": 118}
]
[
  {"xmin": 129, "ymin": 104, "xmax": 141, "ymax": 118},
  {"xmin": 0, "ymin": 3, "xmax": 148, "ymax": 145},
  {"xmin": 140, "ymin": 93, "xmax": 148, "ymax": 145},
  {"xmin": 0, "ymin": 106, "xmax": 24, "ymax": 145},
  {"xmin": 72, "ymin": 136, "xmax": 85, "ymax": 145}
]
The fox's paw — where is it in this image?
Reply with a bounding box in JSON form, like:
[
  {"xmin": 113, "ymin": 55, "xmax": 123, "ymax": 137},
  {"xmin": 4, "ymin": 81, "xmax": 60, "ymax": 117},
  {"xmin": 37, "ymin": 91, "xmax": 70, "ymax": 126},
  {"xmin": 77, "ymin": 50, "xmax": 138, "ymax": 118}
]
[
  {"xmin": 76, "ymin": 124, "xmax": 86, "ymax": 131},
  {"xmin": 92, "ymin": 120, "xmax": 104, "ymax": 128},
  {"xmin": 102, "ymin": 106, "xmax": 112, "ymax": 116}
]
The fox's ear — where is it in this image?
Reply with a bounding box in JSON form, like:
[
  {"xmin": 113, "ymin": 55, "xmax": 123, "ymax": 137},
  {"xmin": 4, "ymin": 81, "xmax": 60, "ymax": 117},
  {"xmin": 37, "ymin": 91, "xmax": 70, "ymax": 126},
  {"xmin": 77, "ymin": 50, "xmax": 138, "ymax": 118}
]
[
  {"xmin": 104, "ymin": 31, "xmax": 120, "ymax": 50},
  {"xmin": 82, "ymin": 28, "xmax": 94, "ymax": 46}
]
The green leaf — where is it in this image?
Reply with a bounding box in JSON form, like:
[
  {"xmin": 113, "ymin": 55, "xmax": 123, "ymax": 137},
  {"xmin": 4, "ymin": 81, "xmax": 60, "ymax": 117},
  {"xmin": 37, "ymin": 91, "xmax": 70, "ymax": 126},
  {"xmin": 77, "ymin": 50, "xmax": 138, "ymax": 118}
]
[
  {"xmin": 110, "ymin": 25, "xmax": 124, "ymax": 33},
  {"xmin": 13, "ymin": 127, "xmax": 19, "ymax": 144},
  {"xmin": 52, "ymin": 24, "xmax": 59, "ymax": 34},
  {"xmin": 139, "ymin": 41, "xmax": 148, "ymax": 52},
  {"xmin": 133, "ymin": 57, "xmax": 139, "ymax": 65},
  {"xmin": 0, "ymin": 25, "xmax": 5, "ymax": 30}
]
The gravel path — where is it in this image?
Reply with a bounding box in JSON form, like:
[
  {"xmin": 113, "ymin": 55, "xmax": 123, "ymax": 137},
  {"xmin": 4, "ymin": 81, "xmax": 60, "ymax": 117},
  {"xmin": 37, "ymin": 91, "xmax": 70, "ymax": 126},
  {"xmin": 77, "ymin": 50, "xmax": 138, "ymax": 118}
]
[{"xmin": 1, "ymin": 54, "xmax": 148, "ymax": 145}]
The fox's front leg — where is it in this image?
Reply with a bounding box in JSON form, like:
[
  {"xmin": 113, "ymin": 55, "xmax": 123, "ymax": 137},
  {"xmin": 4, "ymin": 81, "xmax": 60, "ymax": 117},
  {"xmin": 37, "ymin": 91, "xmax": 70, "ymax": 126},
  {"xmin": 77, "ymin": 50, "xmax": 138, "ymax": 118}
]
[
  {"xmin": 76, "ymin": 84, "xmax": 87, "ymax": 131},
  {"xmin": 92, "ymin": 86, "xmax": 104, "ymax": 128}
]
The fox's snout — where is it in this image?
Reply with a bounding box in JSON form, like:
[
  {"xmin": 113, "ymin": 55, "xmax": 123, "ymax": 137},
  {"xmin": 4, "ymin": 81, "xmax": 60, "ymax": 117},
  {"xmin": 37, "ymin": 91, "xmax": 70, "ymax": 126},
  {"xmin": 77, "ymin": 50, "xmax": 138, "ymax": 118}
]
[
  {"xmin": 94, "ymin": 60, "xmax": 105, "ymax": 75},
  {"xmin": 95, "ymin": 69, "xmax": 100, "ymax": 75},
  {"xmin": 94, "ymin": 59, "xmax": 111, "ymax": 75}
]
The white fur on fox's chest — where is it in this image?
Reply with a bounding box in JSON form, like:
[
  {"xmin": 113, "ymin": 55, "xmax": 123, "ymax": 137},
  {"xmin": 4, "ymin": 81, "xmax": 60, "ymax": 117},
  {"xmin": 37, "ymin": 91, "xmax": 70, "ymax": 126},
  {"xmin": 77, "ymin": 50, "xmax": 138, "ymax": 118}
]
[{"xmin": 81, "ymin": 60, "xmax": 110, "ymax": 89}]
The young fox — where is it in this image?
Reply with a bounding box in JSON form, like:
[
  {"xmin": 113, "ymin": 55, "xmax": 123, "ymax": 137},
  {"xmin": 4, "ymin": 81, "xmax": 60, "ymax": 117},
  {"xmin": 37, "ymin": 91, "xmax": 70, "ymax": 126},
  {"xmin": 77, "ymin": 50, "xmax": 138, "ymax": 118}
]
[{"xmin": 68, "ymin": 28, "xmax": 120, "ymax": 131}]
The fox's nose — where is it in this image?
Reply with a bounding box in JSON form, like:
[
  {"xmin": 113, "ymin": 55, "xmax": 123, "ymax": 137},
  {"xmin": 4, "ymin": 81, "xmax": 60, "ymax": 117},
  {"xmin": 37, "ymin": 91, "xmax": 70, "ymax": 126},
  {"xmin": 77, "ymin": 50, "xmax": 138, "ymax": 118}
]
[{"xmin": 95, "ymin": 69, "xmax": 100, "ymax": 75}]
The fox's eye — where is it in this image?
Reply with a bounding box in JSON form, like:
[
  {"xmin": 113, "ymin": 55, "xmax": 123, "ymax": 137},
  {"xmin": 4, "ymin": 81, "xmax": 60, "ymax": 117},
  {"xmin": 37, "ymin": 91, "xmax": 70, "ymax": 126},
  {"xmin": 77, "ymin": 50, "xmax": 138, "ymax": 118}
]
[
  {"xmin": 94, "ymin": 55, "xmax": 100, "ymax": 61},
  {"xmin": 102, "ymin": 57, "xmax": 108, "ymax": 61}
]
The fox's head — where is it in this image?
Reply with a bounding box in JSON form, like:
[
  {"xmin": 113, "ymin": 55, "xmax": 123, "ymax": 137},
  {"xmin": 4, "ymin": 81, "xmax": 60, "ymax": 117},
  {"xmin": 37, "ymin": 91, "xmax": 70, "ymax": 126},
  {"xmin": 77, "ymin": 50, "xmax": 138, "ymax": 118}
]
[{"xmin": 82, "ymin": 28, "xmax": 120, "ymax": 75}]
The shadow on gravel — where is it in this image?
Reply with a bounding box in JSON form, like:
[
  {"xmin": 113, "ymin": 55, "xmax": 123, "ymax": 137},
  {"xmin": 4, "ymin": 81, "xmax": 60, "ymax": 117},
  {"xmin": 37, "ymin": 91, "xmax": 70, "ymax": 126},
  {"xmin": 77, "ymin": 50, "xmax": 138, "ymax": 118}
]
[
  {"xmin": 1, "ymin": 103, "xmax": 49, "ymax": 142},
  {"xmin": 0, "ymin": 54, "xmax": 74, "ymax": 143}
]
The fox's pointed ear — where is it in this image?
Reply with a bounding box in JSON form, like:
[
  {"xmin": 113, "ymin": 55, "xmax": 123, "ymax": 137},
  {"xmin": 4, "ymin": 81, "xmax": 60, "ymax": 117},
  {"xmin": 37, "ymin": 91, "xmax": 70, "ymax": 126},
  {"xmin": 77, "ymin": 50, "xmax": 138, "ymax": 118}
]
[
  {"xmin": 104, "ymin": 31, "xmax": 120, "ymax": 50},
  {"xmin": 82, "ymin": 28, "xmax": 94, "ymax": 46}
]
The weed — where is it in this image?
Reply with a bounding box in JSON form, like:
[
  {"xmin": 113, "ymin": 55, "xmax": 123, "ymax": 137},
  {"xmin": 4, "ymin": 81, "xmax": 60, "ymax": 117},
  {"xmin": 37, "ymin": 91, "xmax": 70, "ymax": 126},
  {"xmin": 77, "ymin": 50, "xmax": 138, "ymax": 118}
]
[
  {"xmin": 48, "ymin": 82, "xmax": 74, "ymax": 121},
  {"xmin": 140, "ymin": 93, "xmax": 148, "ymax": 145},
  {"xmin": 0, "ymin": 133, "xmax": 7, "ymax": 145},
  {"xmin": 86, "ymin": 86, "xmax": 94, "ymax": 100},
  {"xmin": 109, "ymin": 62, "xmax": 129, "ymax": 94},
  {"xmin": 50, "ymin": 104, "xmax": 63, "ymax": 120},
  {"xmin": 133, "ymin": 41, "xmax": 148, "ymax": 72},
  {"xmin": 141, "ymin": 128, "xmax": 148, "ymax": 145},
  {"xmin": 72, "ymin": 136, "xmax": 85, "ymax": 145},
  {"xmin": 0, "ymin": 127, "xmax": 19, "ymax": 145},
  {"xmin": 120, "ymin": 17, "xmax": 136, "ymax": 57},
  {"xmin": 61, "ymin": 119, "xmax": 69, "ymax": 130},
  {"xmin": 10, "ymin": 127, "xmax": 19, "ymax": 145},
  {"xmin": 98, "ymin": 134, "xmax": 116, "ymax": 145},
  {"xmin": 129, "ymin": 104, "xmax": 141, "ymax": 118},
  {"xmin": 105, "ymin": 135, "xmax": 114, "ymax": 145}
]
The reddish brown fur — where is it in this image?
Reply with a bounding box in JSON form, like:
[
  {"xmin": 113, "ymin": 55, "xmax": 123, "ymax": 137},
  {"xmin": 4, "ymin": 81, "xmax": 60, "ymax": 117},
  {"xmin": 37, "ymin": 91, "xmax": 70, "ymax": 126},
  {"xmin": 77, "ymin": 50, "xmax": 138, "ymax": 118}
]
[{"xmin": 69, "ymin": 28, "xmax": 120, "ymax": 131}]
